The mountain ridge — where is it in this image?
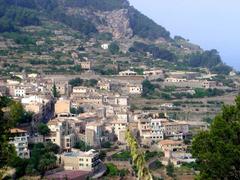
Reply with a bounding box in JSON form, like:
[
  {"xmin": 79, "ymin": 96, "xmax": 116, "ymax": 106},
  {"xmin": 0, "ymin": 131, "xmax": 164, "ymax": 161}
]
[{"xmin": 0, "ymin": 0, "xmax": 234, "ymax": 75}]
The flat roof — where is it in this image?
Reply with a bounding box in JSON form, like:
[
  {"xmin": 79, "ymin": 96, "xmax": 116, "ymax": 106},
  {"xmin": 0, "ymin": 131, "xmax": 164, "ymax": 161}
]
[
  {"xmin": 63, "ymin": 149, "xmax": 97, "ymax": 157},
  {"xmin": 10, "ymin": 128, "xmax": 27, "ymax": 133}
]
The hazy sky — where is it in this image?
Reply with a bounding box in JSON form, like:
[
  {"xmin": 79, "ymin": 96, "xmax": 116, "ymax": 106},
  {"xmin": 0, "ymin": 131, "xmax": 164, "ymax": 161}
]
[{"xmin": 129, "ymin": 0, "xmax": 240, "ymax": 70}]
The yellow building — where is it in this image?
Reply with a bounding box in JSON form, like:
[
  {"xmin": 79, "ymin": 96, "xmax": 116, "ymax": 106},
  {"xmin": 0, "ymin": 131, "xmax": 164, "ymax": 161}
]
[{"xmin": 55, "ymin": 98, "xmax": 71, "ymax": 115}]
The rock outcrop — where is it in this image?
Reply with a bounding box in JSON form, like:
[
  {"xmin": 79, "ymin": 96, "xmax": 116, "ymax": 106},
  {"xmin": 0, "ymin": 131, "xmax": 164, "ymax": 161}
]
[{"xmin": 67, "ymin": 8, "xmax": 133, "ymax": 39}]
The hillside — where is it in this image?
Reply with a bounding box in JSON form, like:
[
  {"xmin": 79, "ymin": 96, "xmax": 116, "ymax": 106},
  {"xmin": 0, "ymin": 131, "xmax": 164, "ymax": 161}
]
[{"xmin": 0, "ymin": 0, "xmax": 233, "ymax": 75}]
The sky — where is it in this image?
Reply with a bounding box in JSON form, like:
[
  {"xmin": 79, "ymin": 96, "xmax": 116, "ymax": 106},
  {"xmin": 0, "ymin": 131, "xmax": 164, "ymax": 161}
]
[{"xmin": 129, "ymin": 0, "xmax": 240, "ymax": 70}]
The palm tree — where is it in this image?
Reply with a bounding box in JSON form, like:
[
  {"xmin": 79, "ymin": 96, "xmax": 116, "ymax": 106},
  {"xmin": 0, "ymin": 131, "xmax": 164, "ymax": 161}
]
[{"xmin": 125, "ymin": 128, "xmax": 153, "ymax": 180}]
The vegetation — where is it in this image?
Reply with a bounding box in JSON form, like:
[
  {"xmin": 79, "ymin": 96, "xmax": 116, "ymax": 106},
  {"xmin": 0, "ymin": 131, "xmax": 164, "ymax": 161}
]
[
  {"xmin": 188, "ymin": 49, "xmax": 232, "ymax": 74},
  {"xmin": 0, "ymin": 2, "xmax": 40, "ymax": 32},
  {"xmin": 0, "ymin": 97, "xmax": 17, "ymax": 175},
  {"xmin": 37, "ymin": 123, "xmax": 50, "ymax": 137},
  {"xmin": 105, "ymin": 163, "xmax": 129, "ymax": 177},
  {"xmin": 192, "ymin": 95, "xmax": 240, "ymax": 179},
  {"xmin": 69, "ymin": 78, "xmax": 84, "ymax": 87},
  {"xmin": 97, "ymin": 32, "xmax": 112, "ymax": 41},
  {"xmin": 181, "ymin": 162, "xmax": 198, "ymax": 171},
  {"xmin": 83, "ymin": 79, "xmax": 98, "ymax": 87},
  {"xmin": 125, "ymin": 129, "xmax": 153, "ymax": 180},
  {"xmin": 202, "ymin": 117, "xmax": 213, "ymax": 124},
  {"xmin": 0, "ymin": 96, "xmax": 59, "ymax": 178},
  {"xmin": 74, "ymin": 140, "xmax": 92, "ymax": 151},
  {"xmin": 94, "ymin": 66, "xmax": 118, "ymax": 75},
  {"xmin": 149, "ymin": 160, "xmax": 163, "ymax": 170},
  {"xmin": 112, "ymin": 151, "xmax": 131, "ymax": 161},
  {"xmin": 69, "ymin": 78, "xmax": 98, "ymax": 87},
  {"xmin": 101, "ymin": 141, "xmax": 112, "ymax": 149},
  {"xmin": 2, "ymin": 32, "xmax": 36, "ymax": 45},
  {"xmin": 144, "ymin": 151, "xmax": 163, "ymax": 161},
  {"xmin": 70, "ymin": 106, "xmax": 84, "ymax": 115},
  {"xmin": 8, "ymin": 101, "xmax": 33, "ymax": 124},
  {"xmin": 194, "ymin": 88, "xmax": 225, "ymax": 98},
  {"xmin": 52, "ymin": 83, "xmax": 59, "ymax": 98},
  {"xmin": 129, "ymin": 8, "xmax": 170, "ymax": 40},
  {"xmin": 51, "ymin": 11, "xmax": 97, "ymax": 36},
  {"xmin": 99, "ymin": 150, "xmax": 106, "ymax": 161},
  {"xmin": 109, "ymin": 42, "xmax": 120, "ymax": 54},
  {"xmin": 129, "ymin": 41, "xmax": 175, "ymax": 61},
  {"xmin": 65, "ymin": 0, "xmax": 129, "ymax": 11},
  {"xmin": 26, "ymin": 142, "xmax": 59, "ymax": 176},
  {"xmin": 166, "ymin": 160, "xmax": 175, "ymax": 178},
  {"xmin": 142, "ymin": 80, "xmax": 155, "ymax": 98}
]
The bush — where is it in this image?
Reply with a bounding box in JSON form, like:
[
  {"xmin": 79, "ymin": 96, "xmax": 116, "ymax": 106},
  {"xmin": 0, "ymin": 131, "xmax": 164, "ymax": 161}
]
[
  {"xmin": 149, "ymin": 160, "xmax": 163, "ymax": 170},
  {"xmin": 74, "ymin": 140, "xmax": 92, "ymax": 151},
  {"xmin": 109, "ymin": 42, "xmax": 119, "ymax": 54},
  {"xmin": 130, "ymin": 41, "xmax": 175, "ymax": 61},
  {"xmin": 3, "ymin": 32, "xmax": 36, "ymax": 45},
  {"xmin": 105, "ymin": 163, "xmax": 128, "ymax": 177},
  {"xmin": 70, "ymin": 106, "xmax": 84, "ymax": 115},
  {"xmin": 145, "ymin": 151, "xmax": 163, "ymax": 161},
  {"xmin": 97, "ymin": 32, "xmax": 112, "ymax": 41},
  {"xmin": 69, "ymin": 78, "xmax": 84, "ymax": 87},
  {"xmin": 112, "ymin": 151, "xmax": 131, "ymax": 161},
  {"xmin": 142, "ymin": 79, "xmax": 155, "ymax": 97},
  {"xmin": 101, "ymin": 141, "xmax": 112, "ymax": 149}
]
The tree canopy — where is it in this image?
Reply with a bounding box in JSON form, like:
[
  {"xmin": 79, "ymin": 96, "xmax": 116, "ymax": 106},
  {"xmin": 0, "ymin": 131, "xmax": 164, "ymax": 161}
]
[
  {"xmin": 192, "ymin": 95, "xmax": 240, "ymax": 180},
  {"xmin": 0, "ymin": 97, "xmax": 17, "ymax": 169},
  {"xmin": 52, "ymin": 83, "xmax": 59, "ymax": 98},
  {"xmin": 37, "ymin": 123, "xmax": 50, "ymax": 137},
  {"xmin": 109, "ymin": 42, "xmax": 120, "ymax": 55},
  {"xmin": 188, "ymin": 49, "xmax": 232, "ymax": 74},
  {"xmin": 129, "ymin": 41, "xmax": 175, "ymax": 61},
  {"xmin": 129, "ymin": 8, "xmax": 170, "ymax": 40},
  {"xmin": 142, "ymin": 80, "xmax": 155, "ymax": 98}
]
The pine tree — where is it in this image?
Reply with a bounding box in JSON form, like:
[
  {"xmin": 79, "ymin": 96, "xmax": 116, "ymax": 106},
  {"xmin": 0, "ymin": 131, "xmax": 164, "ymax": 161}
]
[
  {"xmin": 52, "ymin": 83, "xmax": 59, "ymax": 98},
  {"xmin": 192, "ymin": 95, "xmax": 240, "ymax": 180}
]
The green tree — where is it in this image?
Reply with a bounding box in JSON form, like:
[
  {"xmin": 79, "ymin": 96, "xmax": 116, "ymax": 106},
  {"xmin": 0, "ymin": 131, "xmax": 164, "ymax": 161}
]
[
  {"xmin": 26, "ymin": 142, "xmax": 59, "ymax": 176},
  {"xmin": 83, "ymin": 79, "xmax": 98, "ymax": 87},
  {"xmin": 7, "ymin": 101, "xmax": 33, "ymax": 124},
  {"xmin": 72, "ymin": 64, "xmax": 82, "ymax": 72},
  {"xmin": 9, "ymin": 157, "xmax": 29, "ymax": 178},
  {"xmin": 192, "ymin": 95, "xmax": 240, "ymax": 180},
  {"xmin": 142, "ymin": 80, "xmax": 155, "ymax": 97},
  {"xmin": 74, "ymin": 140, "xmax": 92, "ymax": 151},
  {"xmin": 109, "ymin": 42, "xmax": 119, "ymax": 54},
  {"xmin": 0, "ymin": 97, "xmax": 18, "ymax": 176},
  {"xmin": 69, "ymin": 78, "xmax": 83, "ymax": 87},
  {"xmin": 125, "ymin": 129, "xmax": 152, "ymax": 180},
  {"xmin": 52, "ymin": 83, "xmax": 59, "ymax": 98},
  {"xmin": 99, "ymin": 150, "xmax": 106, "ymax": 161},
  {"xmin": 70, "ymin": 106, "xmax": 84, "ymax": 115},
  {"xmin": 9, "ymin": 101, "xmax": 25, "ymax": 124},
  {"xmin": 37, "ymin": 123, "xmax": 50, "ymax": 137},
  {"xmin": 166, "ymin": 160, "xmax": 175, "ymax": 177},
  {"xmin": 45, "ymin": 142, "xmax": 60, "ymax": 154},
  {"xmin": 38, "ymin": 152, "xmax": 57, "ymax": 175}
]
